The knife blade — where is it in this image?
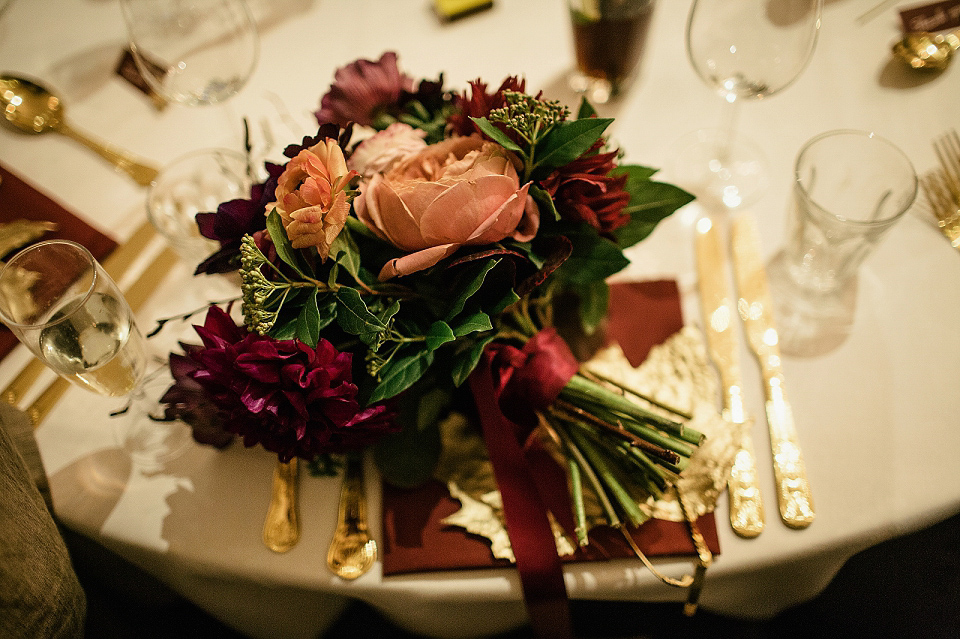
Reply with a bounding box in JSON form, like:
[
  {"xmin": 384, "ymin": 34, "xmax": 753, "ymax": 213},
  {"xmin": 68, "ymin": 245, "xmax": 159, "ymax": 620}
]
[
  {"xmin": 694, "ymin": 216, "xmax": 764, "ymax": 538},
  {"xmin": 731, "ymin": 214, "xmax": 815, "ymax": 529}
]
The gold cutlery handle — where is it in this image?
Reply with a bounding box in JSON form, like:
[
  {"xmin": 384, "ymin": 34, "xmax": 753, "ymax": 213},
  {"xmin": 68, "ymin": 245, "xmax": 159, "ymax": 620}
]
[
  {"xmin": 327, "ymin": 454, "xmax": 377, "ymax": 580},
  {"xmin": 263, "ymin": 458, "xmax": 300, "ymax": 553},
  {"xmin": 764, "ymin": 380, "xmax": 815, "ymax": 528},
  {"xmin": 53, "ymin": 120, "xmax": 159, "ymax": 187},
  {"xmin": 726, "ymin": 418, "xmax": 764, "ymax": 538}
]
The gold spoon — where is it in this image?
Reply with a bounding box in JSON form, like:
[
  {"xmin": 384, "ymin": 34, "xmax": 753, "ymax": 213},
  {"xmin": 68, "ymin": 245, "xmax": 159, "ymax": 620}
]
[
  {"xmin": 0, "ymin": 74, "xmax": 159, "ymax": 186},
  {"xmin": 326, "ymin": 453, "xmax": 377, "ymax": 580},
  {"xmin": 893, "ymin": 30, "xmax": 960, "ymax": 71},
  {"xmin": 262, "ymin": 458, "xmax": 300, "ymax": 553}
]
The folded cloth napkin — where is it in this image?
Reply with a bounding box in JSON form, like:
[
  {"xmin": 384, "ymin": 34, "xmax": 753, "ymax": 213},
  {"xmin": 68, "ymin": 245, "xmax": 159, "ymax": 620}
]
[
  {"xmin": 0, "ymin": 164, "xmax": 118, "ymax": 361},
  {"xmin": 0, "ymin": 402, "xmax": 86, "ymax": 637},
  {"xmin": 381, "ymin": 280, "xmax": 720, "ymax": 576}
]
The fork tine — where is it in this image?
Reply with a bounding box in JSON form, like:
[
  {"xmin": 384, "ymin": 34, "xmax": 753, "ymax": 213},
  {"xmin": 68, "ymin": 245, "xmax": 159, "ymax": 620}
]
[
  {"xmin": 933, "ymin": 130, "xmax": 960, "ymax": 200},
  {"xmin": 922, "ymin": 170, "xmax": 960, "ymax": 247}
]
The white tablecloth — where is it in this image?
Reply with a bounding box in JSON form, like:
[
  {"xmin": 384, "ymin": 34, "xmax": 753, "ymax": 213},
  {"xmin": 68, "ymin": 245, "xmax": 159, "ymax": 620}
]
[{"xmin": 1, "ymin": 1, "xmax": 959, "ymax": 637}]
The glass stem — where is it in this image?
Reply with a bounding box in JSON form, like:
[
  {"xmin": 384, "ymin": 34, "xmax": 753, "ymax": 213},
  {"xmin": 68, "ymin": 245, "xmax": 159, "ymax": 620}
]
[{"xmin": 718, "ymin": 97, "xmax": 741, "ymax": 166}]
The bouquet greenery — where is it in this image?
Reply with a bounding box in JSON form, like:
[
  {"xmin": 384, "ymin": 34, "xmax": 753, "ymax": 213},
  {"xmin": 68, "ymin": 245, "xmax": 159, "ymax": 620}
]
[{"xmin": 160, "ymin": 52, "xmax": 700, "ymax": 542}]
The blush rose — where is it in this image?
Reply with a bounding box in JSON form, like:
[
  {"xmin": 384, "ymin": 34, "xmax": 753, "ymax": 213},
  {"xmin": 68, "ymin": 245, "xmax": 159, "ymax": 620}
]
[{"xmin": 354, "ymin": 134, "xmax": 539, "ymax": 280}]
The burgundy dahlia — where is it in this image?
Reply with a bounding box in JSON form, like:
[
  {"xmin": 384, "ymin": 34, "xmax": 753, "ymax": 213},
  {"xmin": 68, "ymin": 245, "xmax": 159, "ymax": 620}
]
[
  {"xmin": 163, "ymin": 306, "xmax": 398, "ymax": 462},
  {"xmin": 315, "ymin": 52, "xmax": 415, "ymax": 128},
  {"xmin": 540, "ymin": 139, "xmax": 631, "ymax": 236},
  {"xmin": 447, "ymin": 76, "xmax": 527, "ymax": 137}
]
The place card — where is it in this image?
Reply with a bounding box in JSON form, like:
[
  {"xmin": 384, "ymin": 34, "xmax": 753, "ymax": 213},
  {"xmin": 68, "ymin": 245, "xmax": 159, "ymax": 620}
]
[
  {"xmin": 900, "ymin": 0, "xmax": 960, "ymax": 32},
  {"xmin": 114, "ymin": 48, "xmax": 168, "ymax": 111}
]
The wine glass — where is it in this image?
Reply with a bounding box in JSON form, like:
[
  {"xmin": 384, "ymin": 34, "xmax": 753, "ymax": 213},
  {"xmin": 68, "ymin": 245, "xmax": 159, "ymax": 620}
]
[
  {"xmin": 0, "ymin": 240, "xmax": 189, "ymax": 466},
  {"xmin": 118, "ymin": 0, "xmax": 260, "ymax": 107},
  {"xmin": 673, "ymin": 0, "xmax": 823, "ymax": 209}
]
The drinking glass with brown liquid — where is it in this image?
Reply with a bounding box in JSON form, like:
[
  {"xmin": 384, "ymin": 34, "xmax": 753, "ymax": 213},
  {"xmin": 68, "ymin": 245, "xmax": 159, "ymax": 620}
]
[{"xmin": 567, "ymin": 0, "xmax": 655, "ymax": 104}]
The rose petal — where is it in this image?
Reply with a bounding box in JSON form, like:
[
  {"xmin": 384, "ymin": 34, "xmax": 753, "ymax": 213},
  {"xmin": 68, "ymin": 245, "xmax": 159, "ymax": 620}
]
[
  {"xmin": 418, "ymin": 175, "xmax": 520, "ymax": 244},
  {"xmin": 377, "ymin": 243, "xmax": 459, "ymax": 280}
]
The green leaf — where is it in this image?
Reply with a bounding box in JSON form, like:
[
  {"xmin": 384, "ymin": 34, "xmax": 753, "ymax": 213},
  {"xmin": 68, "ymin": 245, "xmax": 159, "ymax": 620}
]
[
  {"xmin": 265, "ymin": 209, "xmax": 309, "ymax": 278},
  {"xmin": 446, "ymin": 259, "xmax": 500, "ymax": 320},
  {"xmin": 451, "ymin": 334, "xmax": 497, "ymax": 387},
  {"xmin": 577, "ymin": 97, "xmax": 597, "ymax": 119},
  {"xmin": 344, "ymin": 215, "xmax": 379, "ymax": 240},
  {"xmin": 491, "ymin": 289, "xmax": 521, "ymax": 315},
  {"xmin": 315, "ymin": 295, "xmax": 338, "ymax": 331},
  {"xmin": 295, "ymin": 289, "xmax": 321, "ymax": 347},
  {"xmin": 613, "ymin": 163, "xmax": 659, "ymax": 184},
  {"xmin": 368, "ymin": 347, "xmax": 434, "ymax": 403},
  {"xmin": 270, "ymin": 317, "xmax": 298, "ymax": 340},
  {"xmin": 529, "ymin": 183, "xmax": 561, "ymax": 222},
  {"xmin": 469, "ymin": 117, "xmax": 523, "ymax": 152},
  {"xmin": 335, "ymin": 287, "xmax": 387, "ymax": 336},
  {"xmin": 380, "ymin": 299, "xmax": 401, "ymax": 325},
  {"xmin": 425, "ymin": 320, "xmax": 456, "ymax": 351},
  {"xmin": 532, "ymin": 118, "xmax": 613, "ymax": 174},
  {"xmin": 578, "ymin": 280, "xmax": 609, "ymax": 334},
  {"xmin": 614, "ymin": 182, "xmax": 695, "ymax": 249},
  {"xmin": 555, "ymin": 226, "xmax": 630, "ymax": 285},
  {"xmin": 452, "ymin": 311, "xmax": 492, "ymax": 337},
  {"xmin": 330, "ymin": 225, "xmax": 362, "ymax": 282}
]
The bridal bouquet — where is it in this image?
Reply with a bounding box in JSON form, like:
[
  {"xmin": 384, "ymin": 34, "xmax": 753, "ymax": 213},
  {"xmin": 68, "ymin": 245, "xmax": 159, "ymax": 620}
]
[{"xmin": 160, "ymin": 52, "xmax": 699, "ymax": 542}]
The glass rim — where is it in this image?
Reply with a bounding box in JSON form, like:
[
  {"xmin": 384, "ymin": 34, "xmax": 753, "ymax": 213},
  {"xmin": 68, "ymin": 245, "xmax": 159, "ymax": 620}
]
[
  {"xmin": 0, "ymin": 239, "xmax": 100, "ymax": 330},
  {"xmin": 148, "ymin": 146, "xmax": 250, "ymax": 194},
  {"xmin": 794, "ymin": 128, "xmax": 919, "ymax": 228}
]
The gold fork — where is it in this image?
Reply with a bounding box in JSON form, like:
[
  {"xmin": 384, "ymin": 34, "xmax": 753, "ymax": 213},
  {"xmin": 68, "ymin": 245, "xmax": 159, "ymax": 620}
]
[{"xmin": 923, "ymin": 130, "xmax": 960, "ymax": 248}]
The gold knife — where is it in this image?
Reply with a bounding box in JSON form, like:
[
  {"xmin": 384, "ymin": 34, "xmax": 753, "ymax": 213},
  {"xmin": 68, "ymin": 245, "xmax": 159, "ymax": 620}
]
[
  {"xmin": 731, "ymin": 214, "xmax": 815, "ymax": 529},
  {"xmin": 694, "ymin": 216, "xmax": 764, "ymax": 538}
]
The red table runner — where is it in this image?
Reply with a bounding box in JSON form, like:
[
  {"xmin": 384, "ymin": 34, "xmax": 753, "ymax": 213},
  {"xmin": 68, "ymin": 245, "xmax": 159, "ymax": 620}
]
[
  {"xmin": 0, "ymin": 164, "xmax": 118, "ymax": 360},
  {"xmin": 382, "ymin": 280, "xmax": 720, "ymax": 576}
]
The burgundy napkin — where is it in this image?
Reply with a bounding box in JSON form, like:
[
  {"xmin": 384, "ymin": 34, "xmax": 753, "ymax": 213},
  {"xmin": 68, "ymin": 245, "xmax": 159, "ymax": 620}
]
[
  {"xmin": 0, "ymin": 164, "xmax": 118, "ymax": 360},
  {"xmin": 382, "ymin": 280, "xmax": 720, "ymax": 576}
]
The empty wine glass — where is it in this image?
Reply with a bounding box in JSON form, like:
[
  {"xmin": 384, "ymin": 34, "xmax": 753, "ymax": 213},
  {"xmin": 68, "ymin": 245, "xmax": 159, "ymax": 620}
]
[
  {"xmin": 119, "ymin": 0, "xmax": 260, "ymax": 107},
  {"xmin": 673, "ymin": 0, "xmax": 823, "ymax": 209},
  {"xmin": 0, "ymin": 240, "xmax": 190, "ymax": 467}
]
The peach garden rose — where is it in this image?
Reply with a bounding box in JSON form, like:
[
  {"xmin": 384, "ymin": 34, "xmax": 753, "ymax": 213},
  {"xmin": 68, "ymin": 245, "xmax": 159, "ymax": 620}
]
[
  {"xmin": 272, "ymin": 138, "xmax": 358, "ymax": 261},
  {"xmin": 354, "ymin": 133, "xmax": 539, "ymax": 280}
]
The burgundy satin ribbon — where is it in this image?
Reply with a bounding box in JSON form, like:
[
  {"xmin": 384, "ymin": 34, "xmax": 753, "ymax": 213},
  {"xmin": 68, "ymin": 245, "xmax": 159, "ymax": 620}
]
[{"xmin": 468, "ymin": 328, "xmax": 578, "ymax": 638}]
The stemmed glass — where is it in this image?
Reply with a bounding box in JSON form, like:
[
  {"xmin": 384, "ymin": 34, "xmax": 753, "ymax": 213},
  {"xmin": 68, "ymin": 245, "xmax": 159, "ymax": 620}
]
[
  {"xmin": 118, "ymin": 0, "xmax": 260, "ymax": 107},
  {"xmin": 674, "ymin": 0, "xmax": 823, "ymax": 209},
  {"xmin": 0, "ymin": 240, "xmax": 189, "ymax": 466}
]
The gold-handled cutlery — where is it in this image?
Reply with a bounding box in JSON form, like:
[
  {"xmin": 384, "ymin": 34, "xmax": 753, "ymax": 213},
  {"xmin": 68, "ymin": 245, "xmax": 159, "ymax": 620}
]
[
  {"xmin": 327, "ymin": 453, "xmax": 377, "ymax": 579},
  {"xmin": 694, "ymin": 216, "xmax": 765, "ymax": 538},
  {"xmin": 922, "ymin": 130, "xmax": 960, "ymax": 249},
  {"xmin": 731, "ymin": 214, "xmax": 815, "ymax": 529},
  {"xmin": 263, "ymin": 458, "xmax": 301, "ymax": 553},
  {"xmin": 0, "ymin": 74, "xmax": 159, "ymax": 186}
]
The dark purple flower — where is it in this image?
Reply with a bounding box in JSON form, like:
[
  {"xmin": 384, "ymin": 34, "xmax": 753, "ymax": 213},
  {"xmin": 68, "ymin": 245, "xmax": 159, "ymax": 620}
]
[
  {"xmin": 195, "ymin": 162, "xmax": 284, "ymax": 275},
  {"xmin": 161, "ymin": 348, "xmax": 234, "ymax": 448},
  {"xmin": 315, "ymin": 52, "xmax": 415, "ymax": 127},
  {"xmin": 162, "ymin": 306, "xmax": 398, "ymax": 462}
]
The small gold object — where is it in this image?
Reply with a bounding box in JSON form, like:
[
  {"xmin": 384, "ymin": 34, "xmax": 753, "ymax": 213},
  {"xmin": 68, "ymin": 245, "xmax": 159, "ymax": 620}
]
[
  {"xmin": 893, "ymin": 30, "xmax": 960, "ymax": 71},
  {"xmin": 327, "ymin": 453, "xmax": 377, "ymax": 579},
  {"xmin": 262, "ymin": 458, "xmax": 301, "ymax": 553},
  {"xmin": 923, "ymin": 130, "xmax": 960, "ymax": 249},
  {"xmin": 0, "ymin": 74, "xmax": 159, "ymax": 186},
  {"xmin": 694, "ymin": 216, "xmax": 765, "ymax": 538},
  {"xmin": 0, "ymin": 219, "xmax": 58, "ymax": 258},
  {"xmin": 731, "ymin": 215, "xmax": 815, "ymax": 529}
]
